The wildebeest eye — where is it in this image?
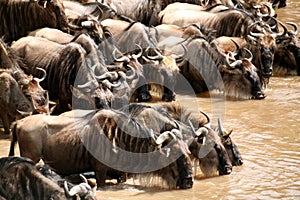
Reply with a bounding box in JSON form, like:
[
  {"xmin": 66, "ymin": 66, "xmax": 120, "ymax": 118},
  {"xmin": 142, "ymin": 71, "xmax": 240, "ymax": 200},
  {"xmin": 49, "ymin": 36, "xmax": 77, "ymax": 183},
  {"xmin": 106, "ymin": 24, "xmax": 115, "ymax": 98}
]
[{"xmin": 269, "ymin": 46, "xmax": 275, "ymax": 53}]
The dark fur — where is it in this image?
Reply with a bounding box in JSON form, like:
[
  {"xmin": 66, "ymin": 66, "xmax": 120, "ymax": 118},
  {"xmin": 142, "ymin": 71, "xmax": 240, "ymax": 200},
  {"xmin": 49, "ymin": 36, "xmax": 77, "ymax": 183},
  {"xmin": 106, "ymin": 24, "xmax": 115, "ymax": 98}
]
[
  {"xmin": 0, "ymin": 156, "xmax": 67, "ymax": 199},
  {"xmin": 0, "ymin": 0, "xmax": 68, "ymax": 43},
  {"xmin": 11, "ymin": 36, "xmax": 101, "ymax": 114},
  {"xmin": 9, "ymin": 109, "xmax": 193, "ymax": 189}
]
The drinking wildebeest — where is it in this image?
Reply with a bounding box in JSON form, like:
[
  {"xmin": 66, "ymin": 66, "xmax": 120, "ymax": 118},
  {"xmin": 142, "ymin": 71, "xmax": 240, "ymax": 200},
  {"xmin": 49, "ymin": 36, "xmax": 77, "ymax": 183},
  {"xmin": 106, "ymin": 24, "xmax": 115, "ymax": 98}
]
[{"xmin": 9, "ymin": 108, "xmax": 195, "ymax": 189}]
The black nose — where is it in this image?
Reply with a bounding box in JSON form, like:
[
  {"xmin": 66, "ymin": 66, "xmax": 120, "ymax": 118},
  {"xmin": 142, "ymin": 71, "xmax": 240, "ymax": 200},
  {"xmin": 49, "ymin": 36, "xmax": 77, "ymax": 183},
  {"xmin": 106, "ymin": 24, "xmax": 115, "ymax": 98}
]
[
  {"xmin": 254, "ymin": 91, "xmax": 266, "ymax": 100},
  {"xmin": 219, "ymin": 166, "xmax": 232, "ymax": 175},
  {"xmin": 238, "ymin": 159, "xmax": 243, "ymax": 166},
  {"xmin": 178, "ymin": 178, "xmax": 193, "ymax": 189}
]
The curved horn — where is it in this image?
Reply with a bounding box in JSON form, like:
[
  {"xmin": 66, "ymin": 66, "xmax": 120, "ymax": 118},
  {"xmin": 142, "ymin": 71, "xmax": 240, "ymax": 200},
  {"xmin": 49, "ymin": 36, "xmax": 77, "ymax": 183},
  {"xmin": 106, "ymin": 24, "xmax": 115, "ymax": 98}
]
[
  {"xmin": 95, "ymin": 71, "xmax": 118, "ymax": 81},
  {"xmin": 132, "ymin": 44, "xmax": 143, "ymax": 59},
  {"xmin": 80, "ymin": 174, "xmax": 88, "ymax": 184},
  {"xmin": 226, "ymin": 53, "xmax": 242, "ymax": 68},
  {"xmin": 124, "ymin": 65, "xmax": 136, "ymax": 79},
  {"xmin": 244, "ymin": 48, "xmax": 253, "ymax": 62},
  {"xmin": 156, "ymin": 131, "xmax": 176, "ymax": 145},
  {"xmin": 172, "ymin": 44, "xmax": 187, "ymax": 61},
  {"xmin": 81, "ymin": 20, "xmax": 94, "ymax": 28},
  {"xmin": 77, "ymin": 80, "xmax": 97, "ymax": 90},
  {"xmin": 276, "ymin": 20, "xmax": 288, "ymax": 37},
  {"xmin": 64, "ymin": 181, "xmax": 72, "ymax": 197},
  {"xmin": 145, "ymin": 46, "xmax": 164, "ymax": 61},
  {"xmin": 33, "ymin": 67, "xmax": 47, "ymax": 83},
  {"xmin": 45, "ymin": 91, "xmax": 49, "ymax": 110},
  {"xmin": 67, "ymin": 183, "xmax": 92, "ymax": 197},
  {"xmin": 230, "ymin": 39, "xmax": 241, "ymax": 57},
  {"xmin": 16, "ymin": 109, "xmax": 32, "ymax": 117},
  {"xmin": 196, "ymin": 127, "xmax": 208, "ymax": 144},
  {"xmin": 102, "ymin": 79, "xmax": 121, "ymax": 89},
  {"xmin": 31, "ymin": 96, "xmax": 37, "ymax": 111},
  {"xmin": 200, "ymin": 111, "xmax": 211, "ymax": 128},
  {"xmin": 189, "ymin": 118, "xmax": 208, "ymax": 137},
  {"xmin": 172, "ymin": 121, "xmax": 183, "ymax": 139},
  {"xmin": 249, "ymin": 30, "xmax": 264, "ymax": 39},
  {"xmin": 286, "ymin": 22, "xmax": 298, "ymax": 36},
  {"xmin": 112, "ymin": 48, "xmax": 130, "ymax": 63}
]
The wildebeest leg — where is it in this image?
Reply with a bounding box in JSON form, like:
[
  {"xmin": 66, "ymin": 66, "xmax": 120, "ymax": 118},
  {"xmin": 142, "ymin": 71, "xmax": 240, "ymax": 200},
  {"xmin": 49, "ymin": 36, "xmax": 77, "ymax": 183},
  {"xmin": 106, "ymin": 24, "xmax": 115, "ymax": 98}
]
[
  {"xmin": 1, "ymin": 114, "xmax": 10, "ymax": 135},
  {"xmin": 162, "ymin": 86, "xmax": 176, "ymax": 102},
  {"xmin": 107, "ymin": 170, "xmax": 127, "ymax": 183},
  {"xmin": 18, "ymin": 137, "xmax": 42, "ymax": 163},
  {"xmin": 90, "ymin": 159, "xmax": 108, "ymax": 188}
]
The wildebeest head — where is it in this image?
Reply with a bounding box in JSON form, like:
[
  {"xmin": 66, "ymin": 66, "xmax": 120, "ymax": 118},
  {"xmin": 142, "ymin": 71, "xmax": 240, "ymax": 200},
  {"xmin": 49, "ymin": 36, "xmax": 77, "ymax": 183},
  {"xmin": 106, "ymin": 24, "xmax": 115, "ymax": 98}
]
[
  {"xmin": 112, "ymin": 46, "xmax": 152, "ymax": 102},
  {"xmin": 217, "ymin": 119, "xmax": 243, "ymax": 166},
  {"xmin": 189, "ymin": 114, "xmax": 232, "ymax": 176},
  {"xmin": 152, "ymin": 129, "xmax": 193, "ymax": 189},
  {"xmin": 246, "ymin": 21, "xmax": 287, "ymax": 79},
  {"xmin": 142, "ymin": 47, "xmax": 182, "ymax": 101},
  {"xmin": 15, "ymin": 69, "xmax": 50, "ymax": 115},
  {"xmin": 0, "ymin": 71, "xmax": 33, "ymax": 119},
  {"xmin": 37, "ymin": 0, "xmax": 69, "ymax": 32},
  {"xmin": 218, "ymin": 48, "xmax": 265, "ymax": 100},
  {"xmin": 0, "ymin": 38, "xmax": 50, "ymax": 114}
]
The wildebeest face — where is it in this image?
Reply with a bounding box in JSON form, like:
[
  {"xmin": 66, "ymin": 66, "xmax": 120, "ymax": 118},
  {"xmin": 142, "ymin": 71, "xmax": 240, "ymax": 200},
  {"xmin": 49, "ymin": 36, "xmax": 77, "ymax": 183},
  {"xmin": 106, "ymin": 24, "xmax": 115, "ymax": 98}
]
[
  {"xmin": 190, "ymin": 128, "xmax": 232, "ymax": 176},
  {"xmin": 0, "ymin": 72, "xmax": 33, "ymax": 118},
  {"xmin": 21, "ymin": 78, "xmax": 49, "ymax": 115},
  {"xmin": 248, "ymin": 34, "xmax": 276, "ymax": 78},
  {"xmin": 258, "ymin": 35, "xmax": 275, "ymax": 77},
  {"xmin": 37, "ymin": 0, "xmax": 68, "ymax": 31},
  {"xmin": 220, "ymin": 131, "xmax": 243, "ymax": 166},
  {"xmin": 217, "ymin": 119, "xmax": 243, "ymax": 166},
  {"xmin": 159, "ymin": 135, "xmax": 193, "ymax": 189},
  {"xmin": 176, "ymin": 154, "xmax": 193, "ymax": 189},
  {"xmin": 219, "ymin": 59, "xmax": 266, "ymax": 99},
  {"xmin": 242, "ymin": 60, "xmax": 266, "ymax": 99}
]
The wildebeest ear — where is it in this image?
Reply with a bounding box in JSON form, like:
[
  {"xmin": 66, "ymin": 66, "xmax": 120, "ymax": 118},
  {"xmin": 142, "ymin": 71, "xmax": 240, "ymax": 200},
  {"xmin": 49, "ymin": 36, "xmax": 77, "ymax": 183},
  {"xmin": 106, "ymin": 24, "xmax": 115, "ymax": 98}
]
[{"xmin": 223, "ymin": 130, "xmax": 233, "ymax": 138}]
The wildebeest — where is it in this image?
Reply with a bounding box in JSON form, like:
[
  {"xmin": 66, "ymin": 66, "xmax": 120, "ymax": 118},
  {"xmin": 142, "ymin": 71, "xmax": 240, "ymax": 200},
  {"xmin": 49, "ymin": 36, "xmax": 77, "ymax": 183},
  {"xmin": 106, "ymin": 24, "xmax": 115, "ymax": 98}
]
[
  {"xmin": 101, "ymin": 20, "xmax": 182, "ymax": 101},
  {"xmin": 121, "ymin": 102, "xmax": 233, "ymax": 176},
  {"xmin": 11, "ymin": 35, "xmax": 105, "ymax": 114},
  {"xmin": 101, "ymin": 0, "xmax": 196, "ymax": 26},
  {"xmin": 0, "ymin": 156, "xmax": 97, "ymax": 199},
  {"xmin": 0, "ymin": 38, "xmax": 50, "ymax": 115},
  {"xmin": 215, "ymin": 20, "xmax": 289, "ymax": 83},
  {"xmin": 0, "ymin": 70, "xmax": 33, "ymax": 134},
  {"xmin": 158, "ymin": 6, "xmax": 256, "ymax": 37},
  {"xmin": 215, "ymin": 118, "xmax": 243, "ymax": 166},
  {"xmin": 0, "ymin": 0, "xmax": 69, "ymax": 43},
  {"xmin": 9, "ymin": 108, "xmax": 194, "ymax": 189},
  {"xmin": 168, "ymin": 36, "xmax": 265, "ymax": 99},
  {"xmin": 272, "ymin": 22, "xmax": 300, "ymax": 76}
]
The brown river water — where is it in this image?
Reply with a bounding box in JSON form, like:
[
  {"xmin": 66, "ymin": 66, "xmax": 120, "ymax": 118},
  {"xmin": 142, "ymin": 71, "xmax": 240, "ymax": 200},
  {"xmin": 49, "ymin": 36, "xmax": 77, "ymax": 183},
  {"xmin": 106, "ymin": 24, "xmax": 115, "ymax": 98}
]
[{"xmin": 1, "ymin": 1, "xmax": 300, "ymax": 199}]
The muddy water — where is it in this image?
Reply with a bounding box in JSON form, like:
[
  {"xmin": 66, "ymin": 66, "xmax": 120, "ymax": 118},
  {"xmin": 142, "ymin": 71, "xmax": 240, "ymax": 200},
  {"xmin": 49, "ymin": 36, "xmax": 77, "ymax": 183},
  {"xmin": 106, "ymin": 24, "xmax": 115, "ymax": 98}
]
[{"xmin": 1, "ymin": 1, "xmax": 300, "ymax": 199}]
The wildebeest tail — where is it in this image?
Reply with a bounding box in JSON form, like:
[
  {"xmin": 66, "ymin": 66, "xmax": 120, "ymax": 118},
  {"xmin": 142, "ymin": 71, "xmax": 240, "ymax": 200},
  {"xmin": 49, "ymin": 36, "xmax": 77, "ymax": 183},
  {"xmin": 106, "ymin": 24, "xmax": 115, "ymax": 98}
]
[{"xmin": 8, "ymin": 122, "xmax": 17, "ymax": 156}]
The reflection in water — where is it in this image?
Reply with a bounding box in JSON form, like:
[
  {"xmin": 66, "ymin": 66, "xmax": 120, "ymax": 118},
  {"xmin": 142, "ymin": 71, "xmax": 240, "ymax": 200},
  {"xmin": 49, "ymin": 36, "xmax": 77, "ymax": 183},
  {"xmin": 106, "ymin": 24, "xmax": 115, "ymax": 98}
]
[{"xmin": 1, "ymin": 1, "xmax": 300, "ymax": 199}]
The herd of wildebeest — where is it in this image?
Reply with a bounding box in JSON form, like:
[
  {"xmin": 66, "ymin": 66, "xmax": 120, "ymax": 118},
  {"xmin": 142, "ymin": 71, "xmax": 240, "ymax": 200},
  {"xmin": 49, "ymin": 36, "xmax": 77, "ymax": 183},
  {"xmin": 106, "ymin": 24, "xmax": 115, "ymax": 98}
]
[{"xmin": 0, "ymin": 0, "xmax": 298, "ymax": 199}]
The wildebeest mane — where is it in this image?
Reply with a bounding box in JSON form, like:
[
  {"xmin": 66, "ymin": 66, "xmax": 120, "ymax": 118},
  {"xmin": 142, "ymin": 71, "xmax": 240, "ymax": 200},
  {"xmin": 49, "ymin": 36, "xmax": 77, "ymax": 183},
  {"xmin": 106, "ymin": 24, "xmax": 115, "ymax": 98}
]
[{"xmin": 196, "ymin": 9, "xmax": 255, "ymax": 38}]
